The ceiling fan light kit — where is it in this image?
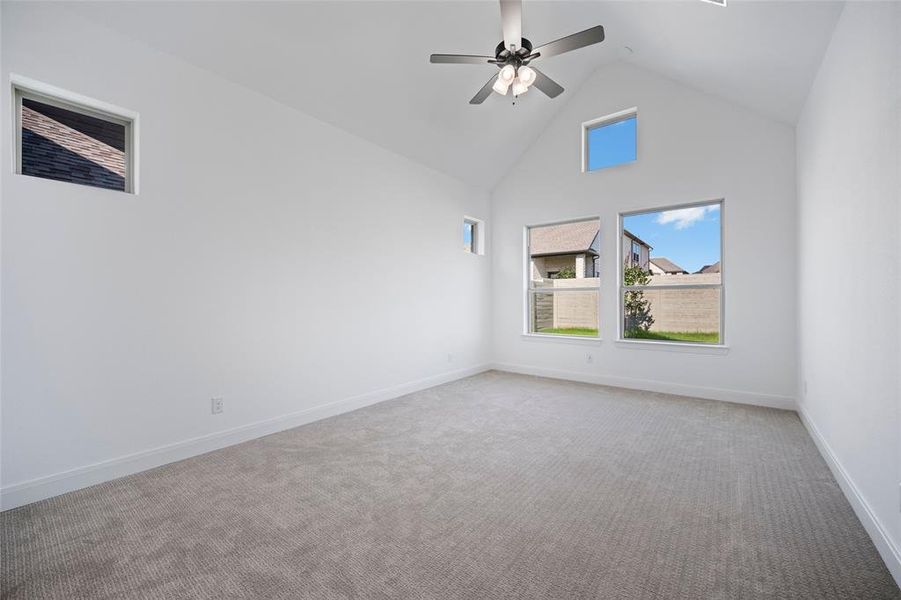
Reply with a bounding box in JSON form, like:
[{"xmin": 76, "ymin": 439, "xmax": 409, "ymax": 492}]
[
  {"xmin": 429, "ymin": 0, "xmax": 606, "ymax": 104},
  {"xmin": 510, "ymin": 78, "xmax": 529, "ymax": 97}
]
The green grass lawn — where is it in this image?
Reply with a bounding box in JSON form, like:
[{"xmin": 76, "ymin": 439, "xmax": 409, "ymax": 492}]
[
  {"xmin": 537, "ymin": 327, "xmax": 599, "ymax": 337},
  {"xmin": 536, "ymin": 328, "xmax": 720, "ymax": 343},
  {"xmin": 625, "ymin": 329, "xmax": 720, "ymax": 343}
]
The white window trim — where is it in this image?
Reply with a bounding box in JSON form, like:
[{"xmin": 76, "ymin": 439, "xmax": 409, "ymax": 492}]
[
  {"xmin": 521, "ymin": 333, "xmax": 602, "ymax": 345},
  {"xmin": 581, "ymin": 106, "xmax": 638, "ymax": 174},
  {"xmin": 617, "ymin": 198, "xmax": 727, "ymax": 348},
  {"xmin": 463, "ymin": 215, "xmax": 485, "ymax": 255},
  {"xmin": 11, "ymin": 74, "xmax": 140, "ymax": 194},
  {"xmin": 523, "ymin": 217, "xmax": 602, "ymax": 341}
]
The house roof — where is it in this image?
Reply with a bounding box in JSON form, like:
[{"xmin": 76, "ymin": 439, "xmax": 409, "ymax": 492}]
[
  {"xmin": 529, "ymin": 221, "xmax": 599, "ymax": 256},
  {"xmin": 696, "ymin": 261, "xmax": 721, "ymax": 274},
  {"xmin": 650, "ymin": 257, "xmax": 686, "ymax": 273},
  {"xmin": 21, "ymin": 101, "xmax": 126, "ymax": 191},
  {"xmin": 530, "ymin": 223, "xmax": 655, "ymax": 256},
  {"xmin": 622, "ymin": 229, "xmax": 653, "ymax": 250}
]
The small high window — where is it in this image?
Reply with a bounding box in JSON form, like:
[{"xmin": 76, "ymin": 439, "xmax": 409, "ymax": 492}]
[
  {"xmin": 14, "ymin": 84, "xmax": 135, "ymax": 193},
  {"xmin": 582, "ymin": 108, "xmax": 637, "ymax": 172},
  {"xmin": 463, "ymin": 217, "xmax": 484, "ymax": 255}
]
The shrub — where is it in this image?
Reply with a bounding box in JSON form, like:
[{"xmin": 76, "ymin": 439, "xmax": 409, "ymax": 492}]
[
  {"xmin": 556, "ymin": 265, "xmax": 577, "ymax": 279},
  {"xmin": 623, "ymin": 264, "xmax": 654, "ymax": 332}
]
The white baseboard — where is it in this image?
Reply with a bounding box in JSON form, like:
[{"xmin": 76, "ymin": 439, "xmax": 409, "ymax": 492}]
[
  {"xmin": 0, "ymin": 364, "xmax": 490, "ymax": 511},
  {"xmin": 797, "ymin": 405, "xmax": 901, "ymax": 587},
  {"xmin": 490, "ymin": 362, "xmax": 796, "ymax": 410}
]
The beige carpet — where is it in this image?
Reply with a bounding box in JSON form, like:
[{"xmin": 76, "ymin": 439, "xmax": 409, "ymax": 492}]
[{"xmin": 2, "ymin": 371, "xmax": 898, "ymax": 599}]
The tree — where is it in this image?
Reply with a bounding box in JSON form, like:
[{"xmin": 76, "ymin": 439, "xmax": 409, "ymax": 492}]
[
  {"xmin": 623, "ymin": 264, "xmax": 654, "ymax": 333},
  {"xmin": 556, "ymin": 265, "xmax": 576, "ymax": 279}
]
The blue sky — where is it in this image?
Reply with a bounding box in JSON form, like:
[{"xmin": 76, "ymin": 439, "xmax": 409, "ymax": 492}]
[
  {"xmin": 623, "ymin": 204, "xmax": 720, "ymax": 273},
  {"xmin": 588, "ymin": 116, "xmax": 636, "ymax": 171},
  {"xmin": 463, "ymin": 222, "xmax": 473, "ymax": 248}
]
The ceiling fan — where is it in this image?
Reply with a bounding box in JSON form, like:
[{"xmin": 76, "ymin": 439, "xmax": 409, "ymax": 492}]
[{"xmin": 429, "ymin": 0, "xmax": 605, "ymax": 104}]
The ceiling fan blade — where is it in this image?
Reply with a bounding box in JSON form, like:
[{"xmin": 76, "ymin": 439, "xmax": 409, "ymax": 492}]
[
  {"xmin": 530, "ymin": 67, "xmax": 564, "ymax": 98},
  {"xmin": 470, "ymin": 74, "xmax": 498, "ymax": 105},
  {"xmin": 533, "ymin": 25, "xmax": 605, "ymax": 60},
  {"xmin": 499, "ymin": 0, "xmax": 522, "ymax": 52},
  {"xmin": 430, "ymin": 54, "xmax": 495, "ymax": 65}
]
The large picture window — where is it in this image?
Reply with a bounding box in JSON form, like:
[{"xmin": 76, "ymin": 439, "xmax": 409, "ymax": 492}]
[
  {"xmin": 619, "ymin": 201, "xmax": 723, "ymax": 344},
  {"xmin": 526, "ymin": 218, "xmax": 600, "ymax": 338}
]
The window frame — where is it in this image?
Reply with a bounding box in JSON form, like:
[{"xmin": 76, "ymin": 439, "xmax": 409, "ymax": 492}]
[
  {"xmin": 12, "ymin": 76, "xmax": 138, "ymax": 194},
  {"xmin": 581, "ymin": 107, "xmax": 638, "ymax": 174},
  {"xmin": 617, "ymin": 199, "xmax": 726, "ymax": 347},
  {"xmin": 523, "ymin": 216, "xmax": 602, "ymax": 341}
]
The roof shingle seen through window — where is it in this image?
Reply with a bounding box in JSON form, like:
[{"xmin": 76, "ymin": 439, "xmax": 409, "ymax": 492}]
[
  {"xmin": 529, "ymin": 220, "xmax": 599, "ymax": 256},
  {"xmin": 20, "ymin": 98, "xmax": 126, "ymax": 191}
]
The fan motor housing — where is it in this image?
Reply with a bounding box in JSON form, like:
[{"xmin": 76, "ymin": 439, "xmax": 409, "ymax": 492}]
[{"xmin": 495, "ymin": 38, "xmax": 533, "ymax": 64}]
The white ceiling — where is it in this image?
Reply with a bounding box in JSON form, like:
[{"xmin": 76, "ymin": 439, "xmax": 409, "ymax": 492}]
[{"xmin": 67, "ymin": 1, "xmax": 843, "ymax": 190}]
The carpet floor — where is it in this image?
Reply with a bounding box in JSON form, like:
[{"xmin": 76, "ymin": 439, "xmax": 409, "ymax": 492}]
[{"xmin": 2, "ymin": 371, "xmax": 898, "ymax": 599}]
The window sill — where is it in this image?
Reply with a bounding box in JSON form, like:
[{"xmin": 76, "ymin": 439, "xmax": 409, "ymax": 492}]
[
  {"xmin": 521, "ymin": 333, "xmax": 602, "ymax": 345},
  {"xmin": 614, "ymin": 339, "xmax": 729, "ymax": 355}
]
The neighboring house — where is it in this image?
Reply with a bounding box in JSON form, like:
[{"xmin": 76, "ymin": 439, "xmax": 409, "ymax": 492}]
[
  {"xmin": 649, "ymin": 257, "xmax": 688, "ymax": 275},
  {"xmin": 530, "ymin": 221, "xmax": 652, "ymax": 279},
  {"xmin": 530, "ymin": 220, "xmax": 600, "ymax": 279},
  {"xmin": 621, "ymin": 229, "xmax": 652, "ymax": 270},
  {"xmin": 695, "ymin": 261, "xmax": 721, "ymax": 274}
]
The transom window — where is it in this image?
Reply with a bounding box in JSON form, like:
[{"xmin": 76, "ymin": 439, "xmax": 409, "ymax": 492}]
[
  {"xmin": 526, "ymin": 218, "xmax": 600, "ymax": 338},
  {"xmin": 582, "ymin": 108, "xmax": 637, "ymax": 172},
  {"xmin": 619, "ymin": 201, "xmax": 724, "ymax": 345},
  {"xmin": 14, "ymin": 83, "xmax": 135, "ymax": 193}
]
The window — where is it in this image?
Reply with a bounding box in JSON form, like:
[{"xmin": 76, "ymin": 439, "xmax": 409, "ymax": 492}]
[
  {"xmin": 526, "ymin": 218, "xmax": 600, "ymax": 338},
  {"xmin": 463, "ymin": 216, "xmax": 484, "ymax": 255},
  {"xmin": 631, "ymin": 240, "xmax": 641, "ymax": 266},
  {"xmin": 14, "ymin": 83, "xmax": 135, "ymax": 192},
  {"xmin": 582, "ymin": 108, "xmax": 637, "ymax": 172},
  {"xmin": 619, "ymin": 201, "xmax": 723, "ymax": 345}
]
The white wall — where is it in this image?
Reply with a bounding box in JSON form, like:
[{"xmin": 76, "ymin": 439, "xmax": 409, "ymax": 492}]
[
  {"xmin": 491, "ymin": 62, "xmax": 798, "ymax": 408},
  {"xmin": 796, "ymin": 2, "xmax": 901, "ymax": 583},
  {"xmin": 0, "ymin": 3, "xmax": 490, "ymax": 507}
]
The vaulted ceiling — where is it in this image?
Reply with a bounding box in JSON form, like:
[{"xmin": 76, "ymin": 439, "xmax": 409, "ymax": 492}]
[{"xmin": 68, "ymin": 1, "xmax": 843, "ymax": 190}]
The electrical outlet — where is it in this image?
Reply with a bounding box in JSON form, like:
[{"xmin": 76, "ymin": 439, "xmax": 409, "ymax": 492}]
[
  {"xmin": 447, "ymin": 353, "xmax": 454, "ymax": 363},
  {"xmin": 803, "ymin": 379, "xmax": 808, "ymax": 395},
  {"xmin": 211, "ymin": 398, "xmax": 224, "ymax": 415},
  {"xmin": 586, "ymin": 352, "xmax": 593, "ymax": 364}
]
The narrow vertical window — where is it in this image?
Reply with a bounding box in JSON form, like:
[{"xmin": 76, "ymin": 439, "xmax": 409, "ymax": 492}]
[{"xmin": 463, "ymin": 217, "xmax": 484, "ymax": 255}]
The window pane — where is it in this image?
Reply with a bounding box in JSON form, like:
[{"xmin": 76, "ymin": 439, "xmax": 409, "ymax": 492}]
[
  {"xmin": 463, "ymin": 221, "xmax": 474, "ymax": 253},
  {"xmin": 623, "ymin": 287, "xmax": 721, "ymax": 344},
  {"xmin": 529, "ymin": 219, "xmax": 600, "ymax": 286},
  {"xmin": 20, "ymin": 97, "xmax": 126, "ymax": 191},
  {"xmin": 587, "ymin": 115, "xmax": 636, "ymax": 171},
  {"xmin": 622, "ymin": 203, "xmax": 721, "ymax": 285},
  {"xmin": 531, "ymin": 291, "xmax": 599, "ymax": 337}
]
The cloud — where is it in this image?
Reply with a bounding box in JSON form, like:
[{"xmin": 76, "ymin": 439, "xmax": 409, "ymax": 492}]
[{"xmin": 655, "ymin": 204, "xmax": 719, "ymax": 230}]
